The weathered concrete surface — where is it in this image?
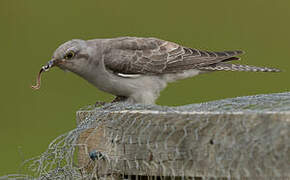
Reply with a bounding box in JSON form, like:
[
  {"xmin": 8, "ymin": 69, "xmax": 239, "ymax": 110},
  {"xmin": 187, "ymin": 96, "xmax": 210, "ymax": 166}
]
[{"xmin": 77, "ymin": 92, "xmax": 290, "ymax": 179}]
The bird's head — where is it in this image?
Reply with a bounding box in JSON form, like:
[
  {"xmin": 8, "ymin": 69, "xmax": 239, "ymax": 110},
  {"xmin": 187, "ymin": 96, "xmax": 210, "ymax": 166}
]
[
  {"xmin": 51, "ymin": 39, "xmax": 91, "ymax": 73},
  {"xmin": 31, "ymin": 39, "xmax": 94, "ymax": 90}
]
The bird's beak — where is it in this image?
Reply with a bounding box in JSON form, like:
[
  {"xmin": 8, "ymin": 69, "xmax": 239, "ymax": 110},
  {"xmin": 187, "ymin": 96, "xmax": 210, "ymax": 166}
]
[
  {"xmin": 42, "ymin": 59, "xmax": 55, "ymax": 71},
  {"xmin": 42, "ymin": 59, "xmax": 66, "ymax": 71},
  {"xmin": 31, "ymin": 59, "xmax": 63, "ymax": 90}
]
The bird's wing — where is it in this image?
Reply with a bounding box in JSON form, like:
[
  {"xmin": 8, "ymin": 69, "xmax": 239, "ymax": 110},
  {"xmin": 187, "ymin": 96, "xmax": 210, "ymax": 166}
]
[{"xmin": 103, "ymin": 37, "xmax": 244, "ymax": 75}]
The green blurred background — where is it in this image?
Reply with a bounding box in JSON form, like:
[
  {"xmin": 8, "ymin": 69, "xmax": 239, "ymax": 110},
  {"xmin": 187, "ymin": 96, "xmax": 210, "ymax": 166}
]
[{"xmin": 0, "ymin": 0, "xmax": 289, "ymax": 175}]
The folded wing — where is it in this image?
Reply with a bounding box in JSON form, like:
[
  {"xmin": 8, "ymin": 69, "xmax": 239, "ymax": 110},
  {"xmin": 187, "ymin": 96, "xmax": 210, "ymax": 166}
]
[{"xmin": 103, "ymin": 37, "xmax": 244, "ymax": 75}]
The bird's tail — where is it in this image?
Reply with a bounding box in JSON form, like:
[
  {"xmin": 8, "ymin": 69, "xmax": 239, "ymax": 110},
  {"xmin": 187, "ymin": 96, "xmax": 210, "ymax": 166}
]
[{"xmin": 198, "ymin": 63, "xmax": 281, "ymax": 72}]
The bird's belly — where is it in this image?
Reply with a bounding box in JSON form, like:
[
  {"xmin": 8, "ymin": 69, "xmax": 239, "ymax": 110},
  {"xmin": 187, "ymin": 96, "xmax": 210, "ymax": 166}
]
[
  {"xmin": 162, "ymin": 69, "xmax": 202, "ymax": 82},
  {"xmin": 92, "ymin": 74, "xmax": 166, "ymax": 98}
]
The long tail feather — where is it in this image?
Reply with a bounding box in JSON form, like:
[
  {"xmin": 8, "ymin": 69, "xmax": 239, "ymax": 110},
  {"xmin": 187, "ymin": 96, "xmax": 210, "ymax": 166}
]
[{"xmin": 198, "ymin": 63, "xmax": 281, "ymax": 72}]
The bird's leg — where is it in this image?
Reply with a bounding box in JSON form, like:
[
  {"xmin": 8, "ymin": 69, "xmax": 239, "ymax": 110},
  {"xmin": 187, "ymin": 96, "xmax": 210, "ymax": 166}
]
[
  {"xmin": 95, "ymin": 101, "xmax": 107, "ymax": 107},
  {"xmin": 111, "ymin": 96, "xmax": 128, "ymax": 103},
  {"xmin": 95, "ymin": 96, "xmax": 127, "ymax": 107}
]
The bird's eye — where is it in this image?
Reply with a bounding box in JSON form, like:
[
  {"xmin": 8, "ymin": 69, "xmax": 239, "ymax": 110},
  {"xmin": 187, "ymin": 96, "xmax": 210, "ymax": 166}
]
[{"xmin": 64, "ymin": 51, "xmax": 75, "ymax": 60}]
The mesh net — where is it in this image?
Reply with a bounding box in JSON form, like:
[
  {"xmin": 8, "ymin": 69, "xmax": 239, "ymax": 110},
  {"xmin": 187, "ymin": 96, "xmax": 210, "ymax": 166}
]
[
  {"xmin": 1, "ymin": 92, "xmax": 289, "ymax": 179},
  {"xmin": 18, "ymin": 103, "xmax": 189, "ymax": 179}
]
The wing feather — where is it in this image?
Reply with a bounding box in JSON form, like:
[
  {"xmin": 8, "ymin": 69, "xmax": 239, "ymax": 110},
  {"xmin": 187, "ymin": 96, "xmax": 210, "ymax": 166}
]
[{"xmin": 103, "ymin": 37, "xmax": 244, "ymax": 75}]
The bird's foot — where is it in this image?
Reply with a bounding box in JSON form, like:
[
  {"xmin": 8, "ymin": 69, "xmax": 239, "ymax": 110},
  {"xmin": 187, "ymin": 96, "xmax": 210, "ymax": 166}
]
[
  {"xmin": 95, "ymin": 101, "xmax": 107, "ymax": 107},
  {"xmin": 94, "ymin": 96, "xmax": 127, "ymax": 108},
  {"xmin": 111, "ymin": 96, "xmax": 128, "ymax": 103}
]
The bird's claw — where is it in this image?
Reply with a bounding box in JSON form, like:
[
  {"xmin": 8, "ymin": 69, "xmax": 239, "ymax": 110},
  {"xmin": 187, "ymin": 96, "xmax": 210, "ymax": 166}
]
[{"xmin": 94, "ymin": 101, "xmax": 107, "ymax": 107}]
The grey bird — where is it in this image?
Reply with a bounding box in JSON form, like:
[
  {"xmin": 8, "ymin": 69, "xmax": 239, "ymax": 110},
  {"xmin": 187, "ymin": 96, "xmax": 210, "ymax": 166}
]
[{"xmin": 32, "ymin": 37, "xmax": 280, "ymax": 104}]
